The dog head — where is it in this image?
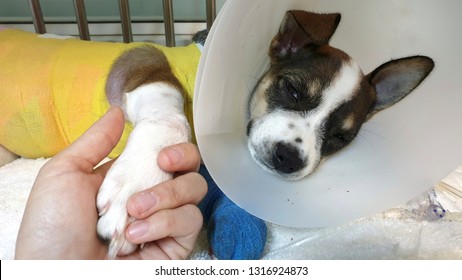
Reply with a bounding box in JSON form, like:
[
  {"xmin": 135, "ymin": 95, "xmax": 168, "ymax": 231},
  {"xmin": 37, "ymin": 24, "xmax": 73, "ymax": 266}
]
[{"xmin": 247, "ymin": 10, "xmax": 434, "ymax": 180}]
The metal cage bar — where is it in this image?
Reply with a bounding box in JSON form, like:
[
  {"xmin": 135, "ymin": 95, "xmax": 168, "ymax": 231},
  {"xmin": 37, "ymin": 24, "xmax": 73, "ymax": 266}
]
[
  {"xmin": 118, "ymin": 0, "xmax": 133, "ymax": 43},
  {"xmin": 162, "ymin": 0, "xmax": 175, "ymax": 47},
  {"xmin": 28, "ymin": 0, "xmax": 46, "ymax": 34},
  {"xmin": 26, "ymin": 0, "xmax": 218, "ymax": 44},
  {"xmin": 206, "ymin": 0, "xmax": 216, "ymax": 30},
  {"xmin": 73, "ymin": 0, "xmax": 90, "ymax": 40}
]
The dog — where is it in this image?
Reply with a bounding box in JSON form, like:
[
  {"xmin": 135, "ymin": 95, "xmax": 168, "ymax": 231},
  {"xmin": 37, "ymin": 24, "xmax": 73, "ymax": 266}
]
[
  {"xmin": 0, "ymin": 10, "xmax": 434, "ymax": 259},
  {"xmin": 247, "ymin": 10, "xmax": 434, "ymax": 181}
]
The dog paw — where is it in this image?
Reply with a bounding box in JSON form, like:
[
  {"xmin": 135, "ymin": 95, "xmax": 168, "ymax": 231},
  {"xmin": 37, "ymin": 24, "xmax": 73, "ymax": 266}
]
[
  {"xmin": 96, "ymin": 165, "xmax": 139, "ymax": 258},
  {"xmin": 96, "ymin": 152, "xmax": 172, "ymax": 258}
]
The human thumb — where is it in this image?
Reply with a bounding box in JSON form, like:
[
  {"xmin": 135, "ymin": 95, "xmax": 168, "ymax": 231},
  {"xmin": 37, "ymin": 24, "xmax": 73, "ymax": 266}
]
[{"xmin": 57, "ymin": 106, "xmax": 125, "ymax": 170}]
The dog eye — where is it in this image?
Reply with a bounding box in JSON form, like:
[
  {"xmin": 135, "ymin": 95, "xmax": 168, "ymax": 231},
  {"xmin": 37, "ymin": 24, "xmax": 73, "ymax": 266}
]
[
  {"xmin": 284, "ymin": 80, "xmax": 299, "ymax": 102},
  {"xmin": 333, "ymin": 133, "xmax": 349, "ymax": 143}
]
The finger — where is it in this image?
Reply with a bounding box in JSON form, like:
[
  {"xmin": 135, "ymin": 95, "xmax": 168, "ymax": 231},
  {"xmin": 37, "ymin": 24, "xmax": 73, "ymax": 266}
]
[
  {"xmin": 157, "ymin": 143, "xmax": 201, "ymax": 173},
  {"xmin": 56, "ymin": 106, "xmax": 125, "ymax": 171},
  {"xmin": 126, "ymin": 172, "xmax": 207, "ymax": 219},
  {"xmin": 125, "ymin": 204, "xmax": 203, "ymax": 257}
]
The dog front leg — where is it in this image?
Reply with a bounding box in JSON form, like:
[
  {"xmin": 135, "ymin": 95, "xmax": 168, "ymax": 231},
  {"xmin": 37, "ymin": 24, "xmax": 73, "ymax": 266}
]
[{"xmin": 96, "ymin": 83, "xmax": 190, "ymax": 258}]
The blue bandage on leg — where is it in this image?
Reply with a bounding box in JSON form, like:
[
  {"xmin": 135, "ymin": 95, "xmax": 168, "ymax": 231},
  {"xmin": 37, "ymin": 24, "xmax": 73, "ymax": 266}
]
[{"xmin": 198, "ymin": 165, "xmax": 267, "ymax": 260}]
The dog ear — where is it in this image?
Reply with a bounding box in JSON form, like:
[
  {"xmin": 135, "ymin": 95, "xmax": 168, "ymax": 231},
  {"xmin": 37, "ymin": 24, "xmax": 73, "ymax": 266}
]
[
  {"xmin": 367, "ymin": 56, "xmax": 435, "ymax": 116},
  {"xmin": 269, "ymin": 10, "xmax": 341, "ymax": 61}
]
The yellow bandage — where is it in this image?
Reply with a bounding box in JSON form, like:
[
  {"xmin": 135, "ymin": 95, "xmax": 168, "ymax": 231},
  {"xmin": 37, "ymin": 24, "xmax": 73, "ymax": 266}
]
[{"xmin": 0, "ymin": 29, "xmax": 200, "ymax": 158}]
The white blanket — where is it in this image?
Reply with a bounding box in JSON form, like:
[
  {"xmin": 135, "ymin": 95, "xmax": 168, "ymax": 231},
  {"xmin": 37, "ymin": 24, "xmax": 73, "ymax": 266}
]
[{"xmin": 1, "ymin": 158, "xmax": 462, "ymax": 260}]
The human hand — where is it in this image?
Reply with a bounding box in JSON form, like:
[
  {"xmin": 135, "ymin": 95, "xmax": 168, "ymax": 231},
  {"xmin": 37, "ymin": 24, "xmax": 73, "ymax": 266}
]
[
  {"xmin": 121, "ymin": 141, "xmax": 207, "ymax": 260},
  {"xmin": 15, "ymin": 106, "xmax": 207, "ymax": 259}
]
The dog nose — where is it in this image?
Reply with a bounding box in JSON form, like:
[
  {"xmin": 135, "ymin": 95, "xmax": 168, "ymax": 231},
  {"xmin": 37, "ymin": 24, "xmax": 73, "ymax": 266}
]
[{"xmin": 272, "ymin": 142, "xmax": 304, "ymax": 174}]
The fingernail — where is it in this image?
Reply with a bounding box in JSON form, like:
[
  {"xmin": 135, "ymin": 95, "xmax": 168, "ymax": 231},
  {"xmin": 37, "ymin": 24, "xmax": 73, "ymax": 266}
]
[
  {"xmin": 133, "ymin": 191, "xmax": 158, "ymax": 214},
  {"xmin": 127, "ymin": 221, "xmax": 148, "ymax": 239},
  {"xmin": 166, "ymin": 147, "xmax": 184, "ymax": 165}
]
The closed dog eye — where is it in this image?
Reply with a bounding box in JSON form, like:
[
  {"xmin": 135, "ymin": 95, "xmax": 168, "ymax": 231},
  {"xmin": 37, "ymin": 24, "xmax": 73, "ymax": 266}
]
[
  {"xmin": 321, "ymin": 131, "xmax": 355, "ymax": 156},
  {"xmin": 284, "ymin": 80, "xmax": 299, "ymax": 102},
  {"xmin": 332, "ymin": 133, "xmax": 351, "ymax": 143}
]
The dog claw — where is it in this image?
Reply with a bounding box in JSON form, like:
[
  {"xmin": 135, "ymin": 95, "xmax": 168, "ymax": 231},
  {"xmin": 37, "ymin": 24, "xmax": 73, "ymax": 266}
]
[{"xmin": 98, "ymin": 205, "xmax": 109, "ymax": 216}]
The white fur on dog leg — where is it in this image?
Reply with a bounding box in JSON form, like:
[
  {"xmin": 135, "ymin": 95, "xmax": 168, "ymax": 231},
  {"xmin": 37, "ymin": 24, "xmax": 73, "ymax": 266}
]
[
  {"xmin": 97, "ymin": 122, "xmax": 179, "ymax": 258},
  {"xmin": 96, "ymin": 83, "xmax": 191, "ymax": 258}
]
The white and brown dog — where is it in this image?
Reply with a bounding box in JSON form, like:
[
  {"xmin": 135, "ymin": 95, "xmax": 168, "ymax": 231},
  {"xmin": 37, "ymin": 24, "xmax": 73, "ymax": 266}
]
[
  {"xmin": 101, "ymin": 10, "xmax": 434, "ymax": 256},
  {"xmin": 247, "ymin": 11, "xmax": 434, "ymax": 181},
  {"xmin": 0, "ymin": 10, "xmax": 434, "ymax": 259}
]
